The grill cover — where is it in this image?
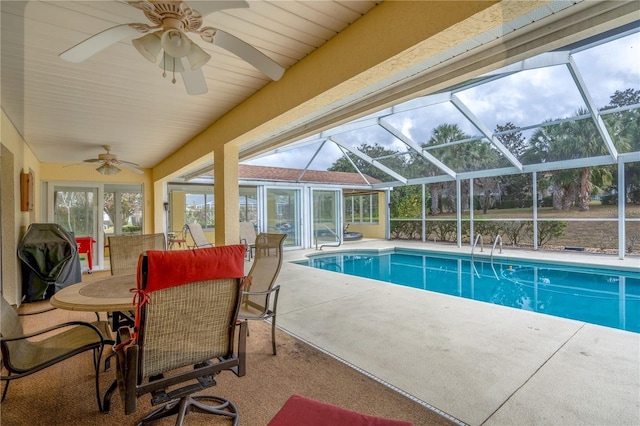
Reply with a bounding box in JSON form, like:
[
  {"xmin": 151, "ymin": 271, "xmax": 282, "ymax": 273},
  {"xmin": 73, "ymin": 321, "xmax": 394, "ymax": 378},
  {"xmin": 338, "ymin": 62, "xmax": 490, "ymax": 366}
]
[{"xmin": 18, "ymin": 223, "xmax": 82, "ymax": 302}]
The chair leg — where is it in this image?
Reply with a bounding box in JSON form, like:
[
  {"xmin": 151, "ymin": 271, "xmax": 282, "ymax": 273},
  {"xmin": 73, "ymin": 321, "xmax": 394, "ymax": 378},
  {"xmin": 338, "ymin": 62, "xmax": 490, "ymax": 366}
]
[
  {"xmin": 94, "ymin": 345, "xmax": 104, "ymax": 412},
  {"xmin": 271, "ymin": 316, "xmax": 277, "ymax": 355},
  {"xmin": 102, "ymin": 379, "xmax": 118, "ymax": 413},
  {"xmin": 1, "ymin": 376, "xmax": 10, "ymax": 402},
  {"xmin": 137, "ymin": 396, "xmax": 238, "ymax": 426}
]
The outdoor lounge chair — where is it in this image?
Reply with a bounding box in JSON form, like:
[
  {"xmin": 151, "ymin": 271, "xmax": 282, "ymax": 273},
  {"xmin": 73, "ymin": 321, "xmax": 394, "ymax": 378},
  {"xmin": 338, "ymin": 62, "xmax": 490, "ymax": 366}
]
[
  {"xmin": 239, "ymin": 221, "xmax": 257, "ymax": 260},
  {"xmin": 183, "ymin": 222, "xmax": 214, "ymax": 249},
  {"xmin": 102, "ymin": 245, "xmax": 247, "ymax": 425},
  {"xmin": 0, "ymin": 297, "xmax": 110, "ymax": 411},
  {"xmin": 239, "ymin": 233, "xmax": 286, "ymax": 355}
]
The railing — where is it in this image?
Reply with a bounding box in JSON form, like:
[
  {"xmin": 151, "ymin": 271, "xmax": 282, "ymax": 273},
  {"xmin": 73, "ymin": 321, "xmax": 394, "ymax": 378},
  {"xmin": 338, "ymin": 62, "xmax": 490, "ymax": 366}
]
[
  {"xmin": 491, "ymin": 235, "xmax": 503, "ymax": 258},
  {"xmin": 316, "ymin": 225, "xmax": 341, "ymax": 250},
  {"xmin": 470, "ymin": 234, "xmax": 483, "ymax": 278},
  {"xmin": 490, "ymin": 235, "xmax": 503, "ymax": 280},
  {"xmin": 471, "ymin": 234, "xmax": 484, "ymax": 255}
]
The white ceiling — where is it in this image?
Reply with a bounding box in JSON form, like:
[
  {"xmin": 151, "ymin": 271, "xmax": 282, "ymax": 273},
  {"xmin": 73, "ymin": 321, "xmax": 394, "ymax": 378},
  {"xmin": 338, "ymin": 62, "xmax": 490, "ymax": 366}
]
[
  {"xmin": 1, "ymin": 0, "xmax": 378, "ymax": 169},
  {"xmin": 2, "ymin": 0, "xmax": 638, "ymax": 179}
]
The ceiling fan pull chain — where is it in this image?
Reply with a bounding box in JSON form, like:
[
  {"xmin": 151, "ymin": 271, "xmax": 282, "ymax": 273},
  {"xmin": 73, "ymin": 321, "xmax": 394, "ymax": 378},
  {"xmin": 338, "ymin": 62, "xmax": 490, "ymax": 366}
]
[
  {"xmin": 172, "ymin": 57, "xmax": 177, "ymax": 84},
  {"xmin": 162, "ymin": 51, "xmax": 167, "ymax": 79}
]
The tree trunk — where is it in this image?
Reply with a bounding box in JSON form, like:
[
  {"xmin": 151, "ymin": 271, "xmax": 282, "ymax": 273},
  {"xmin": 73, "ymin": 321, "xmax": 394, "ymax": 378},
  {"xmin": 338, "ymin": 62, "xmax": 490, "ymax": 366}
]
[
  {"xmin": 578, "ymin": 167, "xmax": 592, "ymax": 211},
  {"xmin": 429, "ymin": 185, "xmax": 440, "ymax": 215},
  {"xmin": 552, "ymin": 187, "xmax": 563, "ymax": 210}
]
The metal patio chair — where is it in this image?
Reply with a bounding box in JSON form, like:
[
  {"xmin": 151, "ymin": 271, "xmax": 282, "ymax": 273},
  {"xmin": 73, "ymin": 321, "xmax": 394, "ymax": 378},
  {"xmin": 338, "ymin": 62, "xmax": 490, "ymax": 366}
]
[
  {"xmin": 102, "ymin": 245, "xmax": 247, "ymax": 425},
  {"xmin": 239, "ymin": 221, "xmax": 257, "ymax": 260},
  {"xmin": 0, "ymin": 297, "xmax": 110, "ymax": 411},
  {"xmin": 239, "ymin": 233, "xmax": 287, "ymax": 355},
  {"xmin": 184, "ymin": 222, "xmax": 214, "ymax": 249}
]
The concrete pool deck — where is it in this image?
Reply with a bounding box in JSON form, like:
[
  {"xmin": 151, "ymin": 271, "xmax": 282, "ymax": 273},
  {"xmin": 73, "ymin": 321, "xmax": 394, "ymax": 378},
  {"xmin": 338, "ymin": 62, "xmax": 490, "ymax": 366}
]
[{"xmin": 271, "ymin": 240, "xmax": 640, "ymax": 425}]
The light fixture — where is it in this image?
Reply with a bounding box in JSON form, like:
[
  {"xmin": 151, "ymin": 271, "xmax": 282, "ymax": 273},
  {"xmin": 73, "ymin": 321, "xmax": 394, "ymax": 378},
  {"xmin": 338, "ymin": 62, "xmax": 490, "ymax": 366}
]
[
  {"xmin": 161, "ymin": 29, "xmax": 191, "ymax": 58},
  {"xmin": 186, "ymin": 43, "xmax": 211, "ymax": 70},
  {"xmin": 96, "ymin": 163, "xmax": 121, "ymax": 175},
  {"xmin": 132, "ymin": 31, "xmax": 162, "ymax": 62}
]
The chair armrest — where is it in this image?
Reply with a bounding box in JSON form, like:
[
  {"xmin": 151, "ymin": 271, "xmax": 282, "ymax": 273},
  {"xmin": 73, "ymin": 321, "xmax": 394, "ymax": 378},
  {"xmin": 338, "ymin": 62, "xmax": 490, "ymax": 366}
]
[
  {"xmin": 242, "ymin": 284, "xmax": 280, "ymax": 297},
  {"xmin": 0, "ymin": 321, "xmax": 106, "ymax": 344},
  {"xmin": 18, "ymin": 306, "xmax": 57, "ymax": 316}
]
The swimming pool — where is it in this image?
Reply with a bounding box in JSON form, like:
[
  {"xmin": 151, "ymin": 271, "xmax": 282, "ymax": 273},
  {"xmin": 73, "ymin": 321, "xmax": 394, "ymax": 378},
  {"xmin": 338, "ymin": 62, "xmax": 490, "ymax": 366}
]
[{"xmin": 296, "ymin": 249, "xmax": 640, "ymax": 333}]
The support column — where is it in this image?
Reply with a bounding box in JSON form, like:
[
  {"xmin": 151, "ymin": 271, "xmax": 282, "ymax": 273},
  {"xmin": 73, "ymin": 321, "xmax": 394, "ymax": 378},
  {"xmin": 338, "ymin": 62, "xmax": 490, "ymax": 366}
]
[{"xmin": 213, "ymin": 143, "xmax": 240, "ymax": 246}]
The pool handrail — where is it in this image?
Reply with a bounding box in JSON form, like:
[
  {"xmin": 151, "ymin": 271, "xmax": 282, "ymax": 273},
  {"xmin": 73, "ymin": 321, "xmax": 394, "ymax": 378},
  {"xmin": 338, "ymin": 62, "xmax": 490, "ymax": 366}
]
[{"xmin": 316, "ymin": 225, "xmax": 341, "ymax": 250}]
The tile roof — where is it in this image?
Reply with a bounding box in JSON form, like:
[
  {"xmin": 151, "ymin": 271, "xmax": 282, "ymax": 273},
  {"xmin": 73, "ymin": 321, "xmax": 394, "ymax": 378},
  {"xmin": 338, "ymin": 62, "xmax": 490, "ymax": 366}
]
[{"xmin": 235, "ymin": 164, "xmax": 381, "ymax": 186}]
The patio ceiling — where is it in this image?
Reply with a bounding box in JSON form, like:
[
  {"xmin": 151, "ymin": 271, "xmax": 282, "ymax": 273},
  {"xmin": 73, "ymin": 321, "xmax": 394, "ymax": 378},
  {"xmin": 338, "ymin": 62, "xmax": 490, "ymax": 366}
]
[{"xmin": 243, "ymin": 22, "xmax": 640, "ymax": 189}]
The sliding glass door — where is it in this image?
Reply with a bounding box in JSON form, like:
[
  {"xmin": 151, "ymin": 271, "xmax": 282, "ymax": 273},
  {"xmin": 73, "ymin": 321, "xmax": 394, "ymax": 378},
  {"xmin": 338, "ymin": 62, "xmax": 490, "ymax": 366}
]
[
  {"xmin": 47, "ymin": 183, "xmax": 142, "ymax": 271},
  {"xmin": 265, "ymin": 188, "xmax": 300, "ymax": 248},
  {"xmin": 312, "ymin": 189, "xmax": 341, "ymax": 247}
]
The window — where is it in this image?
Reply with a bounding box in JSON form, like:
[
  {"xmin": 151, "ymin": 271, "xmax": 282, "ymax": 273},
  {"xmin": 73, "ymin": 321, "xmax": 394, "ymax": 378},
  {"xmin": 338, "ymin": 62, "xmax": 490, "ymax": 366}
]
[
  {"xmin": 185, "ymin": 192, "xmax": 215, "ymax": 229},
  {"xmin": 239, "ymin": 186, "xmax": 258, "ymax": 223},
  {"xmin": 344, "ymin": 193, "xmax": 379, "ymax": 224}
]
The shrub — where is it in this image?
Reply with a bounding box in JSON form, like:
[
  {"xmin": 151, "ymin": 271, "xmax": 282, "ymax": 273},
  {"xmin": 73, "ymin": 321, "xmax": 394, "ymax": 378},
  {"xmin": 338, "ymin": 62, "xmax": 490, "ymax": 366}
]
[{"xmin": 532, "ymin": 221, "xmax": 567, "ymax": 246}]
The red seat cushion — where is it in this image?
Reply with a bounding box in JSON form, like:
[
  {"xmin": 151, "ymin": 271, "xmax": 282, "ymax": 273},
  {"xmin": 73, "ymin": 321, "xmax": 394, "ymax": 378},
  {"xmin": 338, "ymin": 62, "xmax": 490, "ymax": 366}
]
[{"xmin": 267, "ymin": 394, "xmax": 413, "ymax": 426}]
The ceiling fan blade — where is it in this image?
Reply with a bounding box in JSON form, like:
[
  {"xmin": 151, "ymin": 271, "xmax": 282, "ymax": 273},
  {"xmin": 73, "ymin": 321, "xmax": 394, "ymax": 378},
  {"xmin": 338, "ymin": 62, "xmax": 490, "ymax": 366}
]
[
  {"xmin": 119, "ymin": 162, "xmax": 144, "ymax": 174},
  {"xmin": 188, "ymin": 0, "xmax": 249, "ymax": 17},
  {"xmin": 60, "ymin": 24, "xmax": 144, "ymax": 63},
  {"xmin": 179, "ymin": 58, "xmax": 208, "ymax": 95},
  {"xmin": 83, "ymin": 159, "xmax": 102, "ymax": 163},
  {"xmin": 208, "ymin": 29, "xmax": 284, "ymax": 81}
]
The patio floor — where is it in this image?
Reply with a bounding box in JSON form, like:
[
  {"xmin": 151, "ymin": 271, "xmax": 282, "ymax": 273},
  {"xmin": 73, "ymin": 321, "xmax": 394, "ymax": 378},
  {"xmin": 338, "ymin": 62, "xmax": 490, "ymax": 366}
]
[{"xmin": 273, "ymin": 240, "xmax": 640, "ymax": 426}]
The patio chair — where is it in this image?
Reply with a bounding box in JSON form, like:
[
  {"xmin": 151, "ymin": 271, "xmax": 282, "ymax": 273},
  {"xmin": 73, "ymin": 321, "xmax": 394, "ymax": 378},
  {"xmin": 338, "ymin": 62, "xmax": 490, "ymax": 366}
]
[
  {"xmin": 102, "ymin": 245, "xmax": 248, "ymax": 425},
  {"xmin": 107, "ymin": 233, "xmax": 166, "ymax": 334},
  {"xmin": 239, "ymin": 233, "xmax": 287, "ymax": 355},
  {"xmin": 108, "ymin": 233, "xmax": 166, "ymax": 275},
  {"xmin": 183, "ymin": 222, "xmax": 214, "ymax": 249},
  {"xmin": 239, "ymin": 221, "xmax": 257, "ymax": 260},
  {"xmin": 0, "ymin": 296, "xmax": 110, "ymax": 411}
]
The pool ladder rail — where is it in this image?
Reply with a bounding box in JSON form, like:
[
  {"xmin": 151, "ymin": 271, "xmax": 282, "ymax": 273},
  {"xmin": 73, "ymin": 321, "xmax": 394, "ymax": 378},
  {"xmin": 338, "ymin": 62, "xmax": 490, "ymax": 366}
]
[
  {"xmin": 471, "ymin": 234, "xmax": 504, "ymax": 279},
  {"xmin": 316, "ymin": 225, "xmax": 342, "ymax": 250}
]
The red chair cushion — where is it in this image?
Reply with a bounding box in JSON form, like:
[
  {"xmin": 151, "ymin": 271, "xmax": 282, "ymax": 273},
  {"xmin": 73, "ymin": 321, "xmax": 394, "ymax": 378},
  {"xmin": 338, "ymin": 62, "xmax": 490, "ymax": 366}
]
[
  {"xmin": 141, "ymin": 245, "xmax": 246, "ymax": 292},
  {"xmin": 267, "ymin": 394, "xmax": 413, "ymax": 426}
]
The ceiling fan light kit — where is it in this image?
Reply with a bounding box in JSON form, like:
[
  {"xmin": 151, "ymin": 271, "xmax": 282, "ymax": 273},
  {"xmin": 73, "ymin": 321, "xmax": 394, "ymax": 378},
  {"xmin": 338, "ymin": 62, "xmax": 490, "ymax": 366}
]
[
  {"xmin": 132, "ymin": 31, "xmax": 162, "ymax": 62},
  {"xmin": 83, "ymin": 145, "xmax": 144, "ymax": 175},
  {"xmin": 161, "ymin": 28, "xmax": 191, "ymax": 57},
  {"xmin": 59, "ymin": 0, "xmax": 285, "ymax": 95},
  {"xmin": 96, "ymin": 163, "xmax": 122, "ymax": 175}
]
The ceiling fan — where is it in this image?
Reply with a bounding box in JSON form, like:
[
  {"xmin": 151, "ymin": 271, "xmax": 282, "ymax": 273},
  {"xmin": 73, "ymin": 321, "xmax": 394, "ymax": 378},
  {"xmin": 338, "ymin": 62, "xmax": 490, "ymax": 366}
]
[
  {"xmin": 83, "ymin": 145, "xmax": 144, "ymax": 175},
  {"xmin": 59, "ymin": 0, "xmax": 285, "ymax": 95}
]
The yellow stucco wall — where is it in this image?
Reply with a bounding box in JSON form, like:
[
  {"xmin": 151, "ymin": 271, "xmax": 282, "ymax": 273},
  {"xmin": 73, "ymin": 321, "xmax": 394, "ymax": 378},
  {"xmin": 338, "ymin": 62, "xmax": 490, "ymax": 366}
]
[
  {"xmin": 1, "ymin": 110, "xmax": 42, "ymax": 304},
  {"xmin": 347, "ymin": 192, "xmax": 387, "ymax": 239}
]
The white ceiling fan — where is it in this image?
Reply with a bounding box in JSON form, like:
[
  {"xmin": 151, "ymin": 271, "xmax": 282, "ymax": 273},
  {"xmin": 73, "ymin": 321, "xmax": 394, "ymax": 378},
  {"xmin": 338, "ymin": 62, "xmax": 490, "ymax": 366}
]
[
  {"xmin": 59, "ymin": 0, "xmax": 285, "ymax": 95},
  {"xmin": 82, "ymin": 145, "xmax": 144, "ymax": 175}
]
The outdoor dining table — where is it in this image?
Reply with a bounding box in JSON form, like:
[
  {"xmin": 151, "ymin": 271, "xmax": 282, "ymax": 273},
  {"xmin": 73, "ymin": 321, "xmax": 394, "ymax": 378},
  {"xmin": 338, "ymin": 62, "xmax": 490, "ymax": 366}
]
[{"xmin": 50, "ymin": 273, "xmax": 136, "ymax": 314}]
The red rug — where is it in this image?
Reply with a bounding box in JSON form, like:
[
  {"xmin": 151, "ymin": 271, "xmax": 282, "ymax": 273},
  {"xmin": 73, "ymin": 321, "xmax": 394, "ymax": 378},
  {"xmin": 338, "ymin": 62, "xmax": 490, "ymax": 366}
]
[{"xmin": 267, "ymin": 394, "xmax": 413, "ymax": 426}]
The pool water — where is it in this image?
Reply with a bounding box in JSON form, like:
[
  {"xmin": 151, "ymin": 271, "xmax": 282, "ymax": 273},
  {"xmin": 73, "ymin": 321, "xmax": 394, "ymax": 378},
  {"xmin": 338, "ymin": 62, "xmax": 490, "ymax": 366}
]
[{"xmin": 297, "ymin": 249, "xmax": 640, "ymax": 333}]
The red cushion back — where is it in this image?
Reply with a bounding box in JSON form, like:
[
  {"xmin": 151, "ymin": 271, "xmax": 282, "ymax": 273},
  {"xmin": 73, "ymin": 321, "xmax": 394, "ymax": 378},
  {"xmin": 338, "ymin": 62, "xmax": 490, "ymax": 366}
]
[{"xmin": 140, "ymin": 245, "xmax": 246, "ymax": 293}]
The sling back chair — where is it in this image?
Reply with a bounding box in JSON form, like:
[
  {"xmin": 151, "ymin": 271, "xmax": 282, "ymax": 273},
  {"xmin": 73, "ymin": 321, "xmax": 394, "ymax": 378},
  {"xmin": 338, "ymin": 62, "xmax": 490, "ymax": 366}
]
[
  {"xmin": 239, "ymin": 233, "xmax": 286, "ymax": 355},
  {"xmin": 183, "ymin": 223, "xmax": 214, "ymax": 249},
  {"xmin": 102, "ymin": 245, "xmax": 248, "ymax": 425},
  {"xmin": 239, "ymin": 222, "xmax": 257, "ymax": 261},
  {"xmin": 0, "ymin": 296, "xmax": 110, "ymax": 411},
  {"xmin": 106, "ymin": 233, "xmax": 166, "ymax": 332},
  {"xmin": 108, "ymin": 233, "xmax": 167, "ymax": 276}
]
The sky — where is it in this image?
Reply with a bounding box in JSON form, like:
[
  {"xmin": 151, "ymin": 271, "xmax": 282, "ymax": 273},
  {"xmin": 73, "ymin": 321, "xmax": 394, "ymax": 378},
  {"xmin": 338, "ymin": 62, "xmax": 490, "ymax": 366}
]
[{"xmin": 244, "ymin": 29, "xmax": 640, "ymax": 172}]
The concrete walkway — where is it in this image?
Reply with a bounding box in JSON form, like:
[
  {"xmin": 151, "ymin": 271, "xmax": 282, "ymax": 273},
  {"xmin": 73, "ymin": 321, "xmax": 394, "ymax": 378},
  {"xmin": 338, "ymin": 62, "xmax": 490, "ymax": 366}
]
[{"xmin": 273, "ymin": 240, "xmax": 640, "ymax": 426}]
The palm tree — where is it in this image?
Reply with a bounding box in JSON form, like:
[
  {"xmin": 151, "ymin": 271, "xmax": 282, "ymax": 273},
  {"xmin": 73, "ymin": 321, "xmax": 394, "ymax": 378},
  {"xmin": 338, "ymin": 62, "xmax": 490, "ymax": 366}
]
[{"xmin": 421, "ymin": 124, "xmax": 469, "ymax": 214}]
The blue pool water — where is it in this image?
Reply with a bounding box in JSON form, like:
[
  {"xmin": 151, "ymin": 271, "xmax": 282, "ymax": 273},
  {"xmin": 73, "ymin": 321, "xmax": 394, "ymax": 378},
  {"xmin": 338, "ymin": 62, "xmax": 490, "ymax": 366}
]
[{"xmin": 296, "ymin": 249, "xmax": 640, "ymax": 333}]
